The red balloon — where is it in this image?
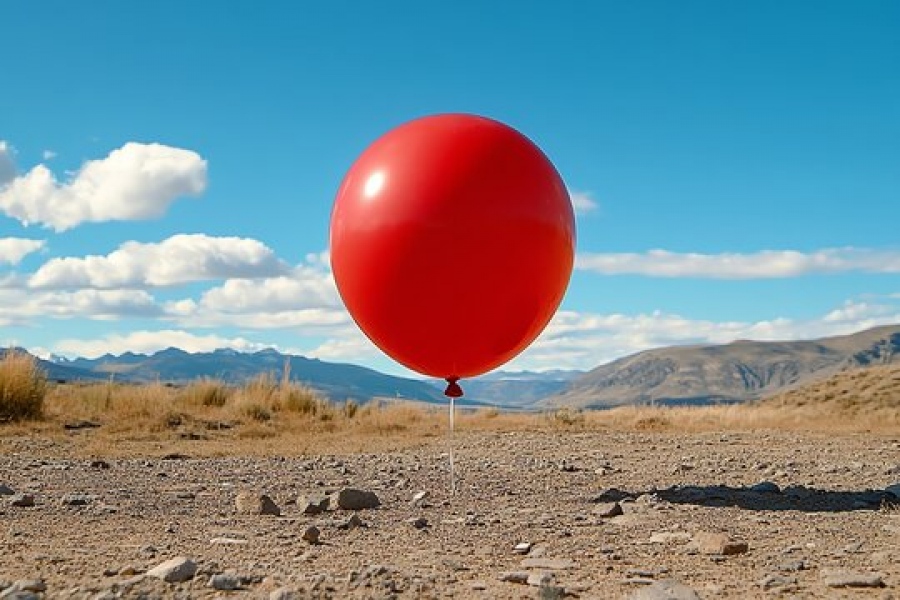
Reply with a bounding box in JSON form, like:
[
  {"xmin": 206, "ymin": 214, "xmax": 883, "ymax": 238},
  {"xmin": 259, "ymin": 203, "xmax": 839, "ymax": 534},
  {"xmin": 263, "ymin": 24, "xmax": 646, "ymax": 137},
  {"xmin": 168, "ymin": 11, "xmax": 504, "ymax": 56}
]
[{"xmin": 330, "ymin": 114, "xmax": 575, "ymax": 383}]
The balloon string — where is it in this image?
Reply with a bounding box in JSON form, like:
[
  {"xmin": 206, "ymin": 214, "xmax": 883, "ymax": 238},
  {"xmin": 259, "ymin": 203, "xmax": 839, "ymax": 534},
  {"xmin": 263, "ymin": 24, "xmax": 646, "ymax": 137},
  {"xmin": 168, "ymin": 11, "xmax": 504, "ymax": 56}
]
[{"xmin": 449, "ymin": 394, "xmax": 456, "ymax": 496}]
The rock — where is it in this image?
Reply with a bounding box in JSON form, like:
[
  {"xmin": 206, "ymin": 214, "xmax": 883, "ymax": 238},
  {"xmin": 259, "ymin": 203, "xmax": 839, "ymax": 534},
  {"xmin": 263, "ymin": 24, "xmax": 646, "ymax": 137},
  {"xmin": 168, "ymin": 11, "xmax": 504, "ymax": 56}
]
[
  {"xmin": 337, "ymin": 514, "xmax": 366, "ymax": 530},
  {"xmin": 90, "ymin": 459, "xmax": 111, "ymax": 469},
  {"xmin": 210, "ymin": 536, "xmax": 247, "ymax": 545},
  {"xmin": 302, "ymin": 526, "xmax": 321, "ymax": 544},
  {"xmin": 10, "ymin": 494, "xmax": 34, "ymax": 508},
  {"xmin": 527, "ymin": 572, "xmax": 555, "ymax": 587},
  {"xmin": 593, "ymin": 501, "xmax": 624, "ymax": 518},
  {"xmin": 822, "ymin": 569, "xmax": 885, "ymax": 588},
  {"xmin": 146, "ymin": 557, "xmax": 198, "ymax": 583},
  {"xmin": 750, "ymin": 481, "xmax": 781, "ymax": 493},
  {"xmin": 627, "ymin": 579, "xmax": 702, "ymax": 600},
  {"xmin": 270, "ymin": 587, "xmax": 301, "ymax": 600},
  {"xmin": 408, "ymin": 517, "xmax": 428, "ymax": 529},
  {"xmin": 520, "ymin": 558, "xmax": 576, "ymax": 570},
  {"xmin": 0, "ymin": 592, "xmax": 40, "ymax": 600},
  {"xmin": 539, "ymin": 586, "xmax": 566, "ymax": 600},
  {"xmin": 10, "ymin": 580, "xmax": 46, "ymax": 593},
  {"xmin": 331, "ymin": 487, "xmax": 380, "ymax": 510},
  {"xmin": 591, "ymin": 487, "xmax": 632, "ymax": 502},
  {"xmin": 778, "ymin": 559, "xmax": 806, "ymax": 572},
  {"xmin": 513, "ymin": 542, "xmax": 532, "ymax": 555},
  {"xmin": 759, "ymin": 574, "xmax": 797, "ymax": 590},
  {"xmin": 0, "ymin": 484, "xmax": 13, "ymax": 496},
  {"xmin": 61, "ymin": 493, "xmax": 92, "ymax": 506},
  {"xmin": 207, "ymin": 573, "xmax": 241, "ymax": 591},
  {"xmin": 470, "ymin": 581, "xmax": 488, "ymax": 591},
  {"xmin": 886, "ymin": 483, "xmax": 900, "ymax": 498},
  {"xmin": 693, "ymin": 532, "xmax": 749, "ymax": 555},
  {"xmin": 411, "ymin": 490, "xmax": 429, "ymax": 506},
  {"xmin": 649, "ymin": 532, "xmax": 691, "ymax": 544},
  {"xmin": 499, "ymin": 571, "xmax": 529, "ymax": 584},
  {"xmin": 235, "ymin": 490, "xmax": 281, "ymax": 516},
  {"xmin": 299, "ymin": 495, "xmax": 330, "ymax": 515}
]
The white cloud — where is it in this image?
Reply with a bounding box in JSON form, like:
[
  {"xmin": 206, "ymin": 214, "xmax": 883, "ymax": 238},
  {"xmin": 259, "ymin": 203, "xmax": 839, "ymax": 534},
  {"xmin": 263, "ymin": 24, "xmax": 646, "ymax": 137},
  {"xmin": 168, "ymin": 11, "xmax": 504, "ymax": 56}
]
[
  {"xmin": 307, "ymin": 327, "xmax": 382, "ymax": 362},
  {"xmin": 0, "ymin": 238, "xmax": 45, "ymax": 265},
  {"xmin": 42, "ymin": 150, "xmax": 56, "ymax": 161},
  {"xmin": 504, "ymin": 299, "xmax": 900, "ymax": 372},
  {"xmin": 576, "ymin": 247, "xmax": 900, "ymax": 279},
  {"xmin": 0, "ymin": 288, "xmax": 161, "ymax": 322},
  {"xmin": 30, "ymin": 234, "xmax": 287, "ymax": 289},
  {"xmin": 0, "ymin": 141, "xmax": 16, "ymax": 185},
  {"xmin": 0, "ymin": 141, "xmax": 207, "ymax": 231},
  {"xmin": 53, "ymin": 330, "xmax": 273, "ymax": 359},
  {"xmin": 570, "ymin": 191, "xmax": 598, "ymax": 215}
]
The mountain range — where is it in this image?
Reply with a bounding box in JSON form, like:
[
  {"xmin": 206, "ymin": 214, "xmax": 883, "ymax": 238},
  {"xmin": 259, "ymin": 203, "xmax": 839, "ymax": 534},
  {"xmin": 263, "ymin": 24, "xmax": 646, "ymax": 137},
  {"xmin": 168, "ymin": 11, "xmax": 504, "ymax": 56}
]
[{"xmin": 19, "ymin": 323, "xmax": 900, "ymax": 408}]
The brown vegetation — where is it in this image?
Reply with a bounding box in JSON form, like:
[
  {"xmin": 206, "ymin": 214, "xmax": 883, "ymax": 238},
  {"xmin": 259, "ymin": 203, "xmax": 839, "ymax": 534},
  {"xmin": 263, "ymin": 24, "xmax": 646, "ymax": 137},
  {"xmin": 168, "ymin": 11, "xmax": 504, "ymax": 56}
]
[{"xmin": 0, "ymin": 350, "xmax": 48, "ymax": 421}]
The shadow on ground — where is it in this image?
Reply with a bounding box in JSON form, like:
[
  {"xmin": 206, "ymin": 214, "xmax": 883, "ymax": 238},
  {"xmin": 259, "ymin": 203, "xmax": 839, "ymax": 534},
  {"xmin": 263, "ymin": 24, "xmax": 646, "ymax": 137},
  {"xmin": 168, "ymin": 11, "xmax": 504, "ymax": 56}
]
[{"xmin": 595, "ymin": 485, "xmax": 895, "ymax": 513}]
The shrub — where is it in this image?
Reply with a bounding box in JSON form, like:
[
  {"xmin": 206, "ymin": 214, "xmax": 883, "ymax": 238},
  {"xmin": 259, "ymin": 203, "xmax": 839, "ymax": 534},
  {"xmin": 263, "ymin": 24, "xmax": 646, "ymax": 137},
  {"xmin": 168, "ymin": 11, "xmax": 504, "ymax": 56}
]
[
  {"xmin": 180, "ymin": 378, "xmax": 232, "ymax": 407},
  {"xmin": 0, "ymin": 350, "xmax": 48, "ymax": 422}
]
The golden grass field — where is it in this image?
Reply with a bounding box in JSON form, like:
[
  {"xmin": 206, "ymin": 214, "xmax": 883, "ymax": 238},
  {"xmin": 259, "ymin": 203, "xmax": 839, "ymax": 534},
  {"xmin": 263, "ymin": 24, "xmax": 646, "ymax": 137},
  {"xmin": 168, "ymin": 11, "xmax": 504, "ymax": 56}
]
[{"xmin": 2, "ymin": 351, "xmax": 899, "ymax": 458}]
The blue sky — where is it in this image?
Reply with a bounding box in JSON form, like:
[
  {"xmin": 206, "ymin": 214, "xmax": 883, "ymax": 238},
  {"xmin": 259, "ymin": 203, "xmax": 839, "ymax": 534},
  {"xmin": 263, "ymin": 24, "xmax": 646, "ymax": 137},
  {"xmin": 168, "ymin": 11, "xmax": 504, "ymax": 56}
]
[{"xmin": 1, "ymin": 1, "xmax": 898, "ymax": 375}]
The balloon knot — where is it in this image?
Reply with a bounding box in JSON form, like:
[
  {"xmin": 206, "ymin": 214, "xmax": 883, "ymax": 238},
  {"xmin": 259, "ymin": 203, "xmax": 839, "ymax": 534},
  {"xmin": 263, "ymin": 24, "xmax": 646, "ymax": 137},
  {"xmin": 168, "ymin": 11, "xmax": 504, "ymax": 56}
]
[{"xmin": 444, "ymin": 377, "xmax": 463, "ymax": 398}]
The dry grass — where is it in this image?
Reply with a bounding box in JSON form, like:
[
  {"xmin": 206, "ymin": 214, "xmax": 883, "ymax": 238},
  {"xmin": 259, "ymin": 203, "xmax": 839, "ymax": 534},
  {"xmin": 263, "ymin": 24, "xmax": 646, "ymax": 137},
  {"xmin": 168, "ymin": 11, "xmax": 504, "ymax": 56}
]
[
  {"xmin": 1, "ymin": 366, "xmax": 898, "ymax": 457},
  {"xmin": 0, "ymin": 350, "xmax": 48, "ymax": 421}
]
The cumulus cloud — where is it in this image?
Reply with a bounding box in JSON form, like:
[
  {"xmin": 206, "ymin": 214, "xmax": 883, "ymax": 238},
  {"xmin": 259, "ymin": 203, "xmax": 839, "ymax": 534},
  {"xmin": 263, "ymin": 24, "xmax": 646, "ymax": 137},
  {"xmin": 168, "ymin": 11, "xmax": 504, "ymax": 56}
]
[
  {"xmin": 0, "ymin": 288, "xmax": 161, "ymax": 322},
  {"xmin": 53, "ymin": 330, "xmax": 273, "ymax": 358},
  {"xmin": 30, "ymin": 234, "xmax": 288, "ymax": 289},
  {"xmin": 0, "ymin": 141, "xmax": 16, "ymax": 185},
  {"xmin": 0, "ymin": 141, "xmax": 207, "ymax": 231},
  {"xmin": 0, "ymin": 238, "xmax": 45, "ymax": 265},
  {"xmin": 504, "ymin": 298, "xmax": 900, "ymax": 372},
  {"xmin": 576, "ymin": 248, "xmax": 900, "ymax": 279},
  {"xmin": 570, "ymin": 191, "xmax": 598, "ymax": 215}
]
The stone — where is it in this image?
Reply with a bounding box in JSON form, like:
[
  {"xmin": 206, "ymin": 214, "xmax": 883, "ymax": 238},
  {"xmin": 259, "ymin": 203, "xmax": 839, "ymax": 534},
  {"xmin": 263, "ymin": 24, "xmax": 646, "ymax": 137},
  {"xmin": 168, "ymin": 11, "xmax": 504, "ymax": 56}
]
[
  {"xmin": 207, "ymin": 573, "xmax": 241, "ymax": 591},
  {"xmin": 61, "ymin": 493, "xmax": 92, "ymax": 506},
  {"xmin": 235, "ymin": 490, "xmax": 281, "ymax": 516},
  {"xmin": 1, "ymin": 592, "xmax": 40, "ymax": 600},
  {"xmin": 90, "ymin": 459, "xmax": 111, "ymax": 469},
  {"xmin": 0, "ymin": 484, "xmax": 13, "ymax": 496},
  {"xmin": 498, "ymin": 571, "xmax": 529, "ymax": 584},
  {"xmin": 337, "ymin": 514, "xmax": 366, "ymax": 530},
  {"xmin": 822, "ymin": 569, "xmax": 885, "ymax": 588},
  {"xmin": 759, "ymin": 574, "xmax": 797, "ymax": 590},
  {"xmin": 520, "ymin": 558, "xmax": 576, "ymax": 570},
  {"xmin": 302, "ymin": 526, "xmax": 321, "ymax": 544},
  {"xmin": 299, "ymin": 495, "xmax": 329, "ymax": 515},
  {"xmin": 649, "ymin": 532, "xmax": 691, "ymax": 544},
  {"xmin": 331, "ymin": 487, "xmax": 380, "ymax": 510},
  {"xmin": 539, "ymin": 586, "xmax": 566, "ymax": 600},
  {"xmin": 591, "ymin": 487, "xmax": 632, "ymax": 502},
  {"xmin": 885, "ymin": 483, "xmax": 900, "ymax": 498},
  {"xmin": 10, "ymin": 494, "xmax": 34, "ymax": 508},
  {"xmin": 146, "ymin": 557, "xmax": 198, "ymax": 583},
  {"xmin": 513, "ymin": 542, "xmax": 532, "ymax": 555},
  {"xmin": 527, "ymin": 572, "xmax": 555, "ymax": 587},
  {"xmin": 411, "ymin": 490, "xmax": 429, "ymax": 506},
  {"xmin": 693, "ymin": 532, "xmax": 749, "ymax": 555},
  {"xmin": 627, "ymin": 579, "xmax": 702, "ymax": 600},
  {"xmin": 408, "ymin": 517, "xmax": 428, "ymax": 529},
  {"xmin": 593, "ymin": 501, "xmax": 624, "ymax": 518},
  {"xmin": 270, "ymin": 587, "xmax": 301, "ymax": 600},
  {"xmin": 11, "ymin": 581, "xmax": 46, "ymax": 593},
  {"xmin": 750, "ymin": 481, "xmax": 781, "ymax": 493},
  {"xmin": 210, "ymin": 537, "xmax": 247, "ymax": 544}
]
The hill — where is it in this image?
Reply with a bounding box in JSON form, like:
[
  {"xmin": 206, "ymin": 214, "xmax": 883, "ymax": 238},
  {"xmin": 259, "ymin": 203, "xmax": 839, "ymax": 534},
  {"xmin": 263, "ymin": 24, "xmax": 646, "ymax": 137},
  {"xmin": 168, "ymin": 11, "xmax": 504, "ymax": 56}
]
[
  {"xmin": 50, "ymin": 348, "xmax": 453, "ymax": 404},
  {"xmin": 543, "ymin": 324, "xmax": 900, "ymax": 408},
  {"xmin": 761, "ymin": 362, "xmax": 900, "ymax": 413}
]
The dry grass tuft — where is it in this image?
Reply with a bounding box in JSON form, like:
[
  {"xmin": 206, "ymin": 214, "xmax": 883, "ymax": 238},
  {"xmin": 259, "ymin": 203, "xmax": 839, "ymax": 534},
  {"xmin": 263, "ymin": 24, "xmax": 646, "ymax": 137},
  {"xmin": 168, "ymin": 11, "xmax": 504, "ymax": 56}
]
[{"xmin": 0, "ymin": 350, "xmax": 48, "ymax": 421}]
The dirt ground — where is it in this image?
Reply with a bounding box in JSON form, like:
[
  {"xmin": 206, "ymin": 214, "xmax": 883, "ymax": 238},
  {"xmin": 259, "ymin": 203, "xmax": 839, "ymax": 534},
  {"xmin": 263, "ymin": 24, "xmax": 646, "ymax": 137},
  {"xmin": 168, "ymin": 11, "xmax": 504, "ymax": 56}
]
[{"xmin": 1, "ymin": 428, "xmax": 898, "ymax": 599}]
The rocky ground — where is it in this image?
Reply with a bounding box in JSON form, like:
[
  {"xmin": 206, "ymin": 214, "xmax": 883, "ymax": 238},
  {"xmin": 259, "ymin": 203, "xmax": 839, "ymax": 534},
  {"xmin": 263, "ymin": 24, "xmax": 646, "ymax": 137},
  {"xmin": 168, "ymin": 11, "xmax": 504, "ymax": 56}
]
[{"xmin": 1, "ymin": 429, "xmax": 899, "ymax": 599}]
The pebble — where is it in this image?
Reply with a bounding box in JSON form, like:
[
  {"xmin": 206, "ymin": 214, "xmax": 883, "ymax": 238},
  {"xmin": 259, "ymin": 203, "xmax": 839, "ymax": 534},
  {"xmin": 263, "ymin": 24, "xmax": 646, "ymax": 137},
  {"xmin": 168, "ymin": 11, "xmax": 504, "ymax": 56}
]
[
  {"xmin": 759, "ymin": 574, "xmax": 797, "ymax": 590},
  {"xmin": 270, "ymin": 587, "xmax": 301, "ymax": 600},
  {"xmin": 330, "ymin": 487, "xmax": 380, "ymax": 510},
  {"xmin": 627, "ymin": 579, "xmax": 701, "ymax": 600},
  {"xmin": 411, "ymin": 490, "xmax": 429, "ymax": 506},
  {"xmin": 146, "ymin": 557, "xmax": 198, "ymax": 583},
  {"xmin": 337, "ymin": 514, "xmax": 366, "ymax": 529},
  {"xmin": 407, "ymin": 517, "xmax": 428, "ymax": 529},
  {"xmin": 513, "ymin": 542, "xmax": 532, "ymax": 555},
  {"xmin": 60, "ymin": 493, "xmax": 92, "ymax": 506},
  {"xmin": 0, "ymin": 484, "xmax": 13, "ymax": 495},
  {"xmin": 527, "ymin": 572, "xmax": 555, "ymax": 587},
  {"xmin": 235, "ymin": 490, "xmax": 281, "ymax": 516},
  {"xmin": 207, "ymin": 572, "xmax": 241, "ymax": 591},
  {"xmin": 10, "ymin": 494, "xmax": 34, "ymax": 508},
  {"xmin": 821, "ymin": 569, "xmax": 885, "ymax": 588},
  {"xmin": 302, "ymin": 526, "xmax": 321, "ymax": 544},
  {"xmin": 591, "ymin": 488, "xmax": 632, "ymax": 503},
  {"xmin": 692, "ymin": 532, "xmax": 749, "ymax": 555},
  {"xmin": 210, "ymin": 536, "xmax": 247, "ymax": 544},
  {"xmin": 649, "ymin": 531, "xmax": 691, "ymax": 544}
]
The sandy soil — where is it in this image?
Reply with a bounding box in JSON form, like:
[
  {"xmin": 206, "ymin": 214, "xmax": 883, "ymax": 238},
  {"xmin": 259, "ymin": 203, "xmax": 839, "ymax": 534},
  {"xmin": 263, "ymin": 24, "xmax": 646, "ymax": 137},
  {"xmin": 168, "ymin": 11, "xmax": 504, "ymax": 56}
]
[{"xmin": 1, "ymin": 429, "xmax": 899, "ymax": 599}]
